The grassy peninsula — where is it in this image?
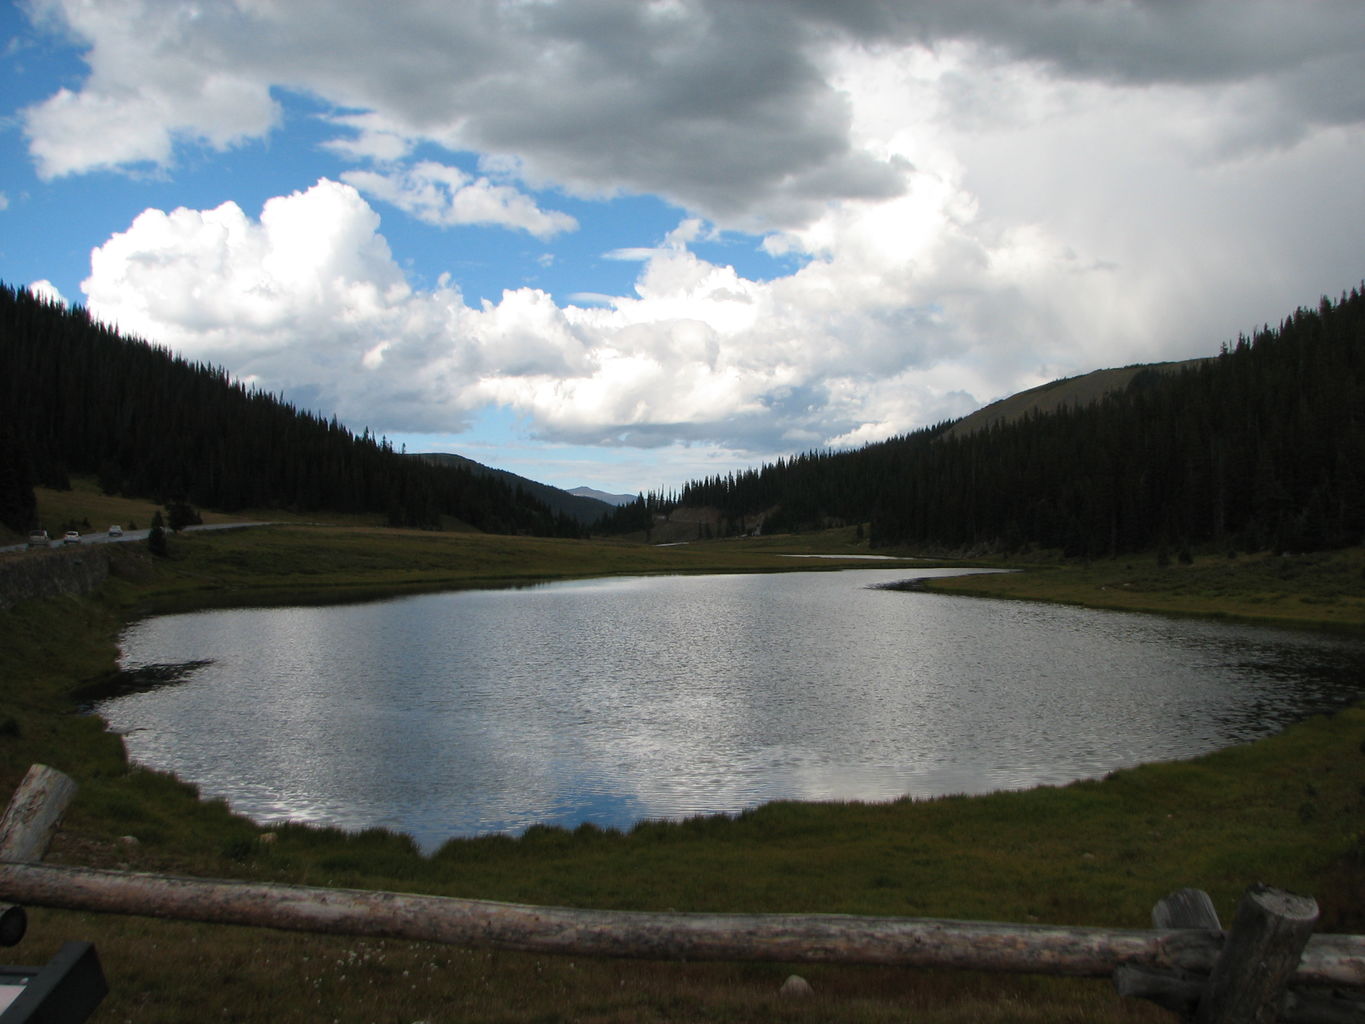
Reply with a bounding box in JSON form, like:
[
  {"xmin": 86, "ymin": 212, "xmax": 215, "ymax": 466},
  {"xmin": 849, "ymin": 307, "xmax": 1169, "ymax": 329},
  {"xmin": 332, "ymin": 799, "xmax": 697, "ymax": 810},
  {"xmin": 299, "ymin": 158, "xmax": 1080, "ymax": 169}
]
[
  {"xmin": 919, "ymin": 547, "xmax": 1365, "ymax": 632},
  {"xmin": 2, "ymin": 504, "xmax": 1363, "ymax": 1023}
]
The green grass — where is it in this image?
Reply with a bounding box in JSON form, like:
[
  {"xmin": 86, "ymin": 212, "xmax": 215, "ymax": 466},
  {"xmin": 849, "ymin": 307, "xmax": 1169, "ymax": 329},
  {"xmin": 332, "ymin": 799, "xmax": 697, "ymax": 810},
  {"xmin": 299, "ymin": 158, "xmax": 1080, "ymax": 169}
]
[
  {"xmin": 921, "ymin": 548, "xmax": 1365, "ymax": 631},
  {"xmin": 90, "ymin": 522, "xmax": 938, "ymax": 615},
  {"xmin": 1, "ymin": 518, "xmax": 1362, "ymax": 1021}
]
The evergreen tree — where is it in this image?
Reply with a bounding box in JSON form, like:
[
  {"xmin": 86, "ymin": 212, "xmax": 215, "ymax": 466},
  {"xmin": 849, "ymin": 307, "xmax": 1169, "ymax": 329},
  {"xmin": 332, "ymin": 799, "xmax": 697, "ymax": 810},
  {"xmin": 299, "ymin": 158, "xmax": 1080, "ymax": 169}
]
[
  {"xmin": 165, "ymin": 500, "xmax": 202, "ymax": 532},
  {"xmin": 147, "ymin": 510, "xmax": 168, "ymax": 557},
  {"xmin": 0, "ymin": 420, "xmax": 37, "ymax": 532},
  {"xmin": 604, "ymin": 286, "xmax": 1365, "ymax": 558},
  {"xmin": 0, "ymin": 282, "xmax": 580, "ymax": 539}
]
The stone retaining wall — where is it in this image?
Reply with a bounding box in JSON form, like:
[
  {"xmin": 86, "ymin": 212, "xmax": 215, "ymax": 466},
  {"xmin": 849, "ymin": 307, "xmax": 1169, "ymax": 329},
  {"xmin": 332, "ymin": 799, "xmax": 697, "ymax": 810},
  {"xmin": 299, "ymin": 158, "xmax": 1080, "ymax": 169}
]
[{"xmin": 0, "ymin": 545, "xmax": 121, "ymax": 610}]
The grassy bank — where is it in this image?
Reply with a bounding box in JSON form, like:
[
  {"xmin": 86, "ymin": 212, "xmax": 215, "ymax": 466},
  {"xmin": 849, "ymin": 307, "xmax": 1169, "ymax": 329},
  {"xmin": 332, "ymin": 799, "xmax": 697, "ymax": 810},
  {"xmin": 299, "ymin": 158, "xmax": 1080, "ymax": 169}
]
[
  {"xmin": 919, "ymin": 547, "xmax": 1365, "ymax": 631},
  {"xmin": 1, "ymin": 521, "xmax": 1362, "ymax": 1021}
]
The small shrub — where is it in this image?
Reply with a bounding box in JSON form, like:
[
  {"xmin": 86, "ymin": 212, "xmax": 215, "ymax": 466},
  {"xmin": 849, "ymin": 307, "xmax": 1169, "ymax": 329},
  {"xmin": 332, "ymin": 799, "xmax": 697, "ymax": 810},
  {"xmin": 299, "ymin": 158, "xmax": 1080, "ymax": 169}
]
[
  {"xmin": 520, "ymin": 824, "xmax": 572, "ymax": 851},
  {"xmin": 147, "ymin": 511, "xmax": 168, "ymax": 557},
  {"xmin": 221, "ymin": 836, "xmax": 255, "ymax": 861},
  {"xmin": 433, "ymin": 832, "xmax": 516, "ymax": 862}
]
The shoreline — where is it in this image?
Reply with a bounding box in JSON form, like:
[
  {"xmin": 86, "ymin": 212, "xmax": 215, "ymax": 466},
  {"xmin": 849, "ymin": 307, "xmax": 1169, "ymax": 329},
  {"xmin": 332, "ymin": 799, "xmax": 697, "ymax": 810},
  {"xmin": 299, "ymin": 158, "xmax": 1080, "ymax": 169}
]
[
  {"xmin": 100, "ymin": 556, "xmax": 1365, "ymax": 853},
  {"xmin": 3, "ymin": 525, "xmax": 1362, "ymax": 1021}
]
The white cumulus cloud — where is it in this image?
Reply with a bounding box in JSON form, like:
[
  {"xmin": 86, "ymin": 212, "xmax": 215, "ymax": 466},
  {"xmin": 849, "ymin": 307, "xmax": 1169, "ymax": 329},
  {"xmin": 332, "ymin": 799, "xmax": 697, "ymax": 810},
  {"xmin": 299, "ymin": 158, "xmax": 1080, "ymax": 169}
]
[
  {"xmin": 78, "ymin": 171, "xmax": 1097, "ymax": 453},
  {"xmin": 20, "ymin": 0, "xmax": 1365, "ymax": 472},
  {"xmin": 27, "ymin": 279, "xmax": 67, "ymax": 305},
  {"xmin": 22, "ymin": 0, "xmax": 279, "ymax": 178},
  {"xmin": 342, "ymin": 161, "xmax": 577, "ymax": 239}
]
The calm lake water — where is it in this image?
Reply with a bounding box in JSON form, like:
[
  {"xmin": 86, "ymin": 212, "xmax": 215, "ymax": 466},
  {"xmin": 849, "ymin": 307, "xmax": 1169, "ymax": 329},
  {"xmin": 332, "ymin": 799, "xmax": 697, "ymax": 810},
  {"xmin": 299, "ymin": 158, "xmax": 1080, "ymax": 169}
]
[{"xmin": 104, "ymin": 568, "xmax": 1365, "ymax": 852}]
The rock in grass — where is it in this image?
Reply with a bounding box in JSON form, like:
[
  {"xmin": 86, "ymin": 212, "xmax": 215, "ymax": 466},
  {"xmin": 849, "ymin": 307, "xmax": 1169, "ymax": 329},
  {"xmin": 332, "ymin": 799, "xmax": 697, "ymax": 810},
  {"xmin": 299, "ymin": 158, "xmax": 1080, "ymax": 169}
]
[{"xmin": 779, "ymin": 974, "xmax": 813, "ymax": 998}]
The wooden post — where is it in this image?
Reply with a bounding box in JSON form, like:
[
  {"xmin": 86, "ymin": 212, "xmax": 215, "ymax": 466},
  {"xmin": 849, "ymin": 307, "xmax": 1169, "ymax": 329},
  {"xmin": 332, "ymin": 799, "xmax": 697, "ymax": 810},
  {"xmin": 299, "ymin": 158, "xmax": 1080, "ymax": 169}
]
[
  {"xmin": 1195, "ymin": 885, "xmax": 1320, "ymax": 1024},
  {"xmin": 0, "ymin": 764, "xmax": 78, "ymax": 864},
  {"xmin": 1115, "ymin": 888, "xmax": 1365, "ymax": 1023},
  {"xmin": 0, "ymin": 770, "xmax": 78, "ymax": 961},
  {"xmin": 0, "ymin": 763, "xmax": 76, "ymax": 951},
  {"xmin": 1153, "ymin": 889, "xmax": 1223, "ymax": 932},
  {"xmin": 1115, "ymin": 888, "xmax": 1223, "ymax": 1018},
  {"xmin": 0, "ymin": 763, "xmax": 76, "ymax": 952}
]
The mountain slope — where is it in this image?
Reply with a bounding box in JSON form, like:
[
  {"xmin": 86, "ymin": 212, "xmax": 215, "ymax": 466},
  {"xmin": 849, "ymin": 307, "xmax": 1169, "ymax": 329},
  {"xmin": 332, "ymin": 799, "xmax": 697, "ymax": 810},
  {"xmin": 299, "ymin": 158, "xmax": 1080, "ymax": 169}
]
[
  {"xmin": 0, "ymin": 284, "xmax": 580, "ymax": 538},
  {"xmin": 942, "ymin": 359, "xmax": 1209, "ymax": 440},
  {"xmin": 416, "ymin": 453, "xmax": 614, "ymax": 525},
  {"xmin": 568, "ymin": 485, "xmax": 637, "ymax": 506},
  {"xmin": 619, "ymin": 287, "xmax": 1365, "ymax": 557}
]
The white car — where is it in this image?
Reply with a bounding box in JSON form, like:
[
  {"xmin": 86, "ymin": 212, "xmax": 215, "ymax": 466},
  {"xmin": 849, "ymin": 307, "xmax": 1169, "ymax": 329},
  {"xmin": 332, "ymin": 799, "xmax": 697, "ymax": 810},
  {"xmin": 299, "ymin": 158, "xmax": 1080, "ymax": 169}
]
[
  {"xmin": 63, "ymin": 531, "xmax": 81, "ymax": 544},
  {"xmin": 108, "ymin": 525, "xmax": 124, "ymax": 537}
]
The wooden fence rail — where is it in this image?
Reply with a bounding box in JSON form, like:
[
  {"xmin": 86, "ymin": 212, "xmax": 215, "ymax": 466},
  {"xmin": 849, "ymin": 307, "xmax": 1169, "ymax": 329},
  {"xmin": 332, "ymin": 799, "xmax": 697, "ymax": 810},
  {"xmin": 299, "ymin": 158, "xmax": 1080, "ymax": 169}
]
[
  {"xmin": 3, "ymin": 764, "xmax": 1362, "ymax": 1022},
  {"xmin": 0, "ymin": 859, "xmax": 1249, "ymax": 975}
]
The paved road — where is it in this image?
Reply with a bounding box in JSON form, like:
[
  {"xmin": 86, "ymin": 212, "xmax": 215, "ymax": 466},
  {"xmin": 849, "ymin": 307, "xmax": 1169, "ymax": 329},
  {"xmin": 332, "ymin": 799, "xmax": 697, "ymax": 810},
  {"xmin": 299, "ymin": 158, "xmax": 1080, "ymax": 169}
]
[{"xmin": 1, "ymin": 521, "xmax": 272, "ymax": 555}]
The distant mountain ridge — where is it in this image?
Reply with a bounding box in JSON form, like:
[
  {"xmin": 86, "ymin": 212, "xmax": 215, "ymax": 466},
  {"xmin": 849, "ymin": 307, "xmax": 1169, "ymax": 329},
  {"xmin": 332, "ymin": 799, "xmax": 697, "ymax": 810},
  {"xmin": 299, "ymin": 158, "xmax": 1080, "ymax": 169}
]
[
  {"xmin": 567, "ymin": 486, "xmax": 637, "ymax": 506},
  {"xmin": 415, "ymin": 453, "xmax": 615, "ymax": 525}
]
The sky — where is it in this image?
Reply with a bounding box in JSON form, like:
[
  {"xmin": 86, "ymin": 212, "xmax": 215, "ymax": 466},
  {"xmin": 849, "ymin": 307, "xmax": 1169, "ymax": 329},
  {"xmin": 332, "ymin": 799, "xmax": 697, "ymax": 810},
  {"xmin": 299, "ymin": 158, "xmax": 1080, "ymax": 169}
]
[{"xmin": 2, "ymin": 1, "xmax": 1364, "ymax": 496}]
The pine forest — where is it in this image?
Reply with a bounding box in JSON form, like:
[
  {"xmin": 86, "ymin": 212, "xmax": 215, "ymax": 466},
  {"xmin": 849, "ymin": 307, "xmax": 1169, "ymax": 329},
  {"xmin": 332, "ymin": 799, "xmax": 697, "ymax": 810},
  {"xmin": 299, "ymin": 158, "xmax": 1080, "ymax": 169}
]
[
  {"xmin": 599, "ymin": 287, "xmax": 1365, "ymax": 559},
  {"xmin": 4, "ymin": 281, "xmax": 1363, "ymax": 560},
  {"xmin": 0, "ymin": 284, "xmax": 582, "ymax": 538}
]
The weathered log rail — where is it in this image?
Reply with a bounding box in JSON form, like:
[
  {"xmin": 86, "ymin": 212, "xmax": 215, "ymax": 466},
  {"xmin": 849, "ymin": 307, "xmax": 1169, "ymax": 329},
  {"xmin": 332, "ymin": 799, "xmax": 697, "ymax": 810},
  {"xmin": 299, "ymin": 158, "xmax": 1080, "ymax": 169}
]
[
  {"xmin": 0, "ymin": 859, "xmax": 1247, "ymax": 975},
  {"xmin": 2, "ymin": 765, "xmax": 1363, "ymax": 1021}
]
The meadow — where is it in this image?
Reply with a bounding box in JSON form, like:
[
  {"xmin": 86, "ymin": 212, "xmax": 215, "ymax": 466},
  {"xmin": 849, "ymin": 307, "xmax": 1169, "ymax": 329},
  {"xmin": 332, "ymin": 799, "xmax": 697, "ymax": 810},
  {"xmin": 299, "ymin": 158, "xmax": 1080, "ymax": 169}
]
[{"xmin": 1, "ymin": 486, "xmax": 1361, "ymax": 1021}]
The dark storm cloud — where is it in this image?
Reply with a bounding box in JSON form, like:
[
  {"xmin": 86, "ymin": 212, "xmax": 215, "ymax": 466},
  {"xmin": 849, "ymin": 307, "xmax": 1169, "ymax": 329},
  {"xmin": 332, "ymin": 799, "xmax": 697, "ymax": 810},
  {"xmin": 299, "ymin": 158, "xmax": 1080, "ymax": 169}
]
[
  {"xmin": 26, "ymin": 1, "xmax": 1365, "ymax": 217},
  {"xmin": 790, "ymin": 0, "xmax": 1365, "ymax": 141},
  {"xmin": 232, "ymin": 0, "xmax": 907, "ymax": 229},
  {"xmin": 311, "ymin": 0, "xmax": 1365, "ymax": 217}
]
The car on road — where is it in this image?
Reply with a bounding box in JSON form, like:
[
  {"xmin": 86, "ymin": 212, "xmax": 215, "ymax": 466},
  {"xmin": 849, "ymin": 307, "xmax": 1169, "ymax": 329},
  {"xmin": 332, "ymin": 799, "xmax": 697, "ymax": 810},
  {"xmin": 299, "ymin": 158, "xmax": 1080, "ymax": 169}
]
[
  {"xmin": 27, "ymin": 530, "xmax": 49, "ymax": 549},
  {"xmin": 108, "ymin": 525, "xmax": 123, "ymax": 537},
  {"xmin": 62, "ymin": 531, "xmax": 81, "ymax": 544}
]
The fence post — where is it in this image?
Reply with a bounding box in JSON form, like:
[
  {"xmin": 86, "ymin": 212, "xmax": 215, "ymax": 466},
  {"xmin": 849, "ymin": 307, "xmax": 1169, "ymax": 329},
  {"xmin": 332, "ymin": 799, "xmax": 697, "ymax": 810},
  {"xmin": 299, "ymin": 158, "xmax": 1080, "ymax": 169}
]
[
  {"xmin": 1194, "ymin": 885, "xmax": 1319, "ymax": 1024},
  {"xmin": 0, "ymin": 765, "xmax": 106, "ymax": 1019},
  {"xmin": 0, "ymin": 764, "xmax": 78, "ymax": 864},
  {"xmin": 0, "ymin": 763, "xmax": 78, "ymax": 950},
  {"xmin": 1114, "ymin": 887, "xmax": 1222, "ymax": 1018},
  {"xmin": 1153, "ymin": 889, "xmax": 1223, "ymax": 933}
]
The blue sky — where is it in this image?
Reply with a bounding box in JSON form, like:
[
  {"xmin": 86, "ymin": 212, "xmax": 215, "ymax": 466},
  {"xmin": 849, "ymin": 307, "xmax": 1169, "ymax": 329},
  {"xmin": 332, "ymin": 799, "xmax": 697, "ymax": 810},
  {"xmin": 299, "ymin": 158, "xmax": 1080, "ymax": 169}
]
[{"xmin": 3, "ymin": 1, "xmax": 1364, "ymax": 494}]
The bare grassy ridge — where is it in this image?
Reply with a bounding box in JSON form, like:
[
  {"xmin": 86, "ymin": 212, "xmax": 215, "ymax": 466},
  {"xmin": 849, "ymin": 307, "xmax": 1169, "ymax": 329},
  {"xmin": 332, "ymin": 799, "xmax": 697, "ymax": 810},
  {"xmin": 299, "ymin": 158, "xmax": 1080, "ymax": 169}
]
[
  {"xmin": 1, "ymin": 520, "xmax": 1362, "ymax": 1022},
  {"xmin": 939, "ymin": 360, "xmax": 1208, "ymax": 441}
]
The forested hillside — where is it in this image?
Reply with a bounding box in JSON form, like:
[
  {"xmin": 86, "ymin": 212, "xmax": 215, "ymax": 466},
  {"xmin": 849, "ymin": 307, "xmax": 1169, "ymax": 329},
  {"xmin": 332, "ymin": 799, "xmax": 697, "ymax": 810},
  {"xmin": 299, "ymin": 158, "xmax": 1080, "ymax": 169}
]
[
  {"xmin": 0, "ymin": 284, "xmax": 581, "ymax": 537},
  {"xmin": 603, "ymin": 287, "xmax": 1365, "ymax": 557},
  {"xmin": 416, "ymin": 452, "xmax": 612, "ymax": 525}
]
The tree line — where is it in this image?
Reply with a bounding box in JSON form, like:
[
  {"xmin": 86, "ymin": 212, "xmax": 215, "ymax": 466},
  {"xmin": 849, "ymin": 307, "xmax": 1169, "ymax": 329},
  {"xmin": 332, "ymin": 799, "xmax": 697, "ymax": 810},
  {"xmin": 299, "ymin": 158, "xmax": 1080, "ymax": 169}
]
[
  {"xmin": 0, "ymin": 283, "xmax": 582, "ymax": 538},
  {"xmin": 600, "ymin": 286, "xmax": 1365, "ymax": 557}
]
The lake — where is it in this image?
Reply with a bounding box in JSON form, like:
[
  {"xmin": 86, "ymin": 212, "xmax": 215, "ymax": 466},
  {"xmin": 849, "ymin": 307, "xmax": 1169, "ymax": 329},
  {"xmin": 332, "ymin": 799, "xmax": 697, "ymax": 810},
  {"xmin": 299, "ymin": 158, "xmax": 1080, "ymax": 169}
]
[{"xmin": 103, "ymin": 567, "xmax": 1365, "ymax": 852}]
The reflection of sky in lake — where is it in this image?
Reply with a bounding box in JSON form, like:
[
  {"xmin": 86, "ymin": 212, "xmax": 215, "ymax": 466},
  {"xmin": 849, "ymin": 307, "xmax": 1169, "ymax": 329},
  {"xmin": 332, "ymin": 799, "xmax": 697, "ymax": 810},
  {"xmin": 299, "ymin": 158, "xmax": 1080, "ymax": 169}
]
[{"xmin": 104, "ymin": 568, "xmax": 1365, "ymax": 852}]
